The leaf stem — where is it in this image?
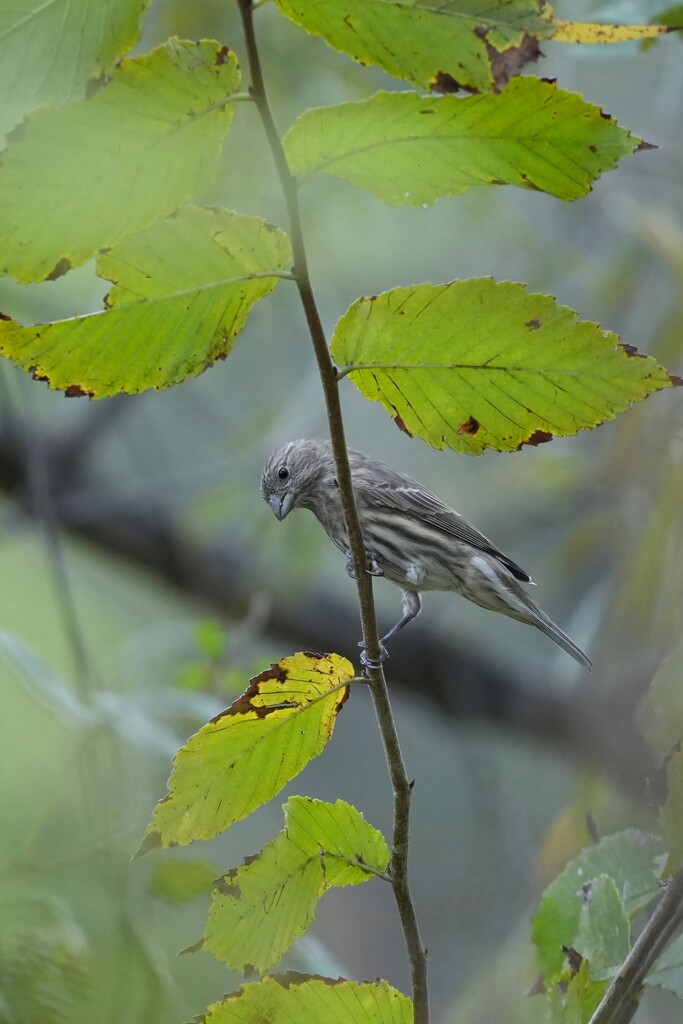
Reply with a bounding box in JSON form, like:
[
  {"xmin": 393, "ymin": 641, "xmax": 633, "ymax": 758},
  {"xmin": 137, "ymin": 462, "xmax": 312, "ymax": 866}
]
[
  {"xmin": 235, "ymin": 3, "xmax": 429, "ymax": 1020},
  {"xmin": 588, "ymin": 867, "xmax": 683, "ymax": 1024}
]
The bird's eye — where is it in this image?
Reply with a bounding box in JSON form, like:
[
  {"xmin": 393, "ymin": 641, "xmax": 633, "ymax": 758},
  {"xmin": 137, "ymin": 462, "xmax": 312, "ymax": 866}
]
[{"xmin": 277, "ymin": 466, "xmax": 289, "ymax": 481}]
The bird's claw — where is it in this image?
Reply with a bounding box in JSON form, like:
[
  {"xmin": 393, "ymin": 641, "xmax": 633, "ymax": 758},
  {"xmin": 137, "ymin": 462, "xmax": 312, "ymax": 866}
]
[
  {"xmin": 345, "ymin": 550, "xmax": 384, "ymax": 580},
  {"xmin": 358, "ymin": 640, "xmax": 389, "ymax": 671},
  {"xmin": 344, "ymin": 551, "xmax": 357, "ymax": 580},
  {"xmin": 367, "ymin": 554, "xmax": 384, "ymax": 577}
]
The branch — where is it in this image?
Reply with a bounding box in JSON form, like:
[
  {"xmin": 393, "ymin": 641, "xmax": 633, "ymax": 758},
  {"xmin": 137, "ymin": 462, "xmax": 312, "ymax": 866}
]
[
  {"xmin": 588, "ymin": 867, "xmax": 683, "ymax": 1024},
  {"xmin": 235, "ymin": 2, "xmax": 429, "ymax": 1019}
]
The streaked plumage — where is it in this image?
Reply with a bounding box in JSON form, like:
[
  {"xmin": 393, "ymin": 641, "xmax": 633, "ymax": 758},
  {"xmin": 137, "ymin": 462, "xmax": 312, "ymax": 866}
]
[{"xmin": 261, "ymin": 438, "xmax": 592, "ymax": 670}]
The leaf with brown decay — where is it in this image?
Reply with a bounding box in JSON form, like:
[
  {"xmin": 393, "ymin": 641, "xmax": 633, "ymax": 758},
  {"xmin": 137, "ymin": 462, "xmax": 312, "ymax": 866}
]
[
  {"xmin": 140, "ymin": 652, "xmax": 353, "ymax": 849},
  {"xmin": 331, "ymin": 280, "xmax": 679, "ymax": 455},
  {"xmin": 201, "ymin": 797, "xmax": 389, "ymax": 973}
]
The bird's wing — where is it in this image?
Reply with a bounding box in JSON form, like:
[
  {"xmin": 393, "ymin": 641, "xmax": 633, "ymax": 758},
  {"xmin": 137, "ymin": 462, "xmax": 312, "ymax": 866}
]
[{"xmin": 354, "ymin": 467, "xmax": 532, "ymax": 583}]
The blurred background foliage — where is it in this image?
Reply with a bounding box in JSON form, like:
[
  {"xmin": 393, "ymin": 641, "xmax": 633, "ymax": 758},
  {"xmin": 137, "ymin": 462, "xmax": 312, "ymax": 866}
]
[{"xmin": 0, "ymin": 0, "xmax": 682, "ymax": 1021}]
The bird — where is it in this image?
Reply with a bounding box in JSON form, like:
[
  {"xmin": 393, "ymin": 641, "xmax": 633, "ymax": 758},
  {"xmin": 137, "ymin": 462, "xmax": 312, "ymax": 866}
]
[{"xmin": 261, "ymin": 438, "xmax": 592, "ymax": 671}]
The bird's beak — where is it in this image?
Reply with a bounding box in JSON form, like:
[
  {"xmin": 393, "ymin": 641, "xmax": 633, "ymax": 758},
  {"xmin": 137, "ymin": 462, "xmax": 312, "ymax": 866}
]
[{"xmin": 268, "ymin": 493, "xmax": 294, "ymax": 521}]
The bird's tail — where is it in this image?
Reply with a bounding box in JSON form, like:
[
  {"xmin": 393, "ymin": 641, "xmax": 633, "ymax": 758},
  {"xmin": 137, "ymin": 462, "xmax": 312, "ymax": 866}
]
[{"xmin": 532, "ymin": 611, "xmax": 593, "ymax": 671}]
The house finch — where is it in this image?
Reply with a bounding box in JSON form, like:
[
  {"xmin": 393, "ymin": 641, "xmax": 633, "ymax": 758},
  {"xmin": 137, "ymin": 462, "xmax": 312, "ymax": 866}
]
[{"xmin": 261, "ymin": 438, "xmax": 592, "ymax": 671}]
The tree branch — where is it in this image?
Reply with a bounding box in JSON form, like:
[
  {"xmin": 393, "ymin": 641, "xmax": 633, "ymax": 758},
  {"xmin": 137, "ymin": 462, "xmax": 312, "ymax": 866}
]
[
  {"xmin": 588, "ymin": 867, "xmax": 683, "ymax": 1024},
  {"xmin": 235, "ymin": 2, "xmax": 429, "ymax": 1018}
]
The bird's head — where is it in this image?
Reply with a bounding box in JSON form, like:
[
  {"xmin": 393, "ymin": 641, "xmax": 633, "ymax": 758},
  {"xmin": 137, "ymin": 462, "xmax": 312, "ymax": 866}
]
[{"xmin": 261, "ymin": 438, "xmax": 334, "ymax": 521}]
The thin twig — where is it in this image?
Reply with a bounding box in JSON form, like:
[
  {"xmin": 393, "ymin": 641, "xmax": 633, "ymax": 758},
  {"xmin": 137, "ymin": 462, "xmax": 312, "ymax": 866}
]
[
  {"xmin": 235, "ymin": 2, "xmax": 430, "ymax": 1019},
  {"xmin": 589, "ymin": 867, "xmax": 683, "ymax": 1024}
]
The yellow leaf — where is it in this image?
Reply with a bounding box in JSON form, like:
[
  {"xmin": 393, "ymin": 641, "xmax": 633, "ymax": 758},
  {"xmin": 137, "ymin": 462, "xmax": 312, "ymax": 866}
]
[
  {"xmin": 140, "ymin": 653, "xmax": 353, "ymax": 849},
  {"xmin": 552, "ymin": 20, "xmax": 671, "ymax": 42}
]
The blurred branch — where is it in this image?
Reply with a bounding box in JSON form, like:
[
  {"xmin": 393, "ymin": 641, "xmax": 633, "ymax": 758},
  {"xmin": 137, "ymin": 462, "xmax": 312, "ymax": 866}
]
[{"xmin": 0, "ymin": 419, "xmax": 657, "ymax": 801}]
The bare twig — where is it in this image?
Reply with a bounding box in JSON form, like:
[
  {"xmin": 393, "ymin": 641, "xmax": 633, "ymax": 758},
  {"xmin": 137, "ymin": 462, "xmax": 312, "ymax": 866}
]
[
  {"xmin": 235, "ymin": 2, "xmax": 429, "ymax": 1018},
  {"xmin": 589, "ymin": 868, "xmax": 683, "ymax": 1024}
]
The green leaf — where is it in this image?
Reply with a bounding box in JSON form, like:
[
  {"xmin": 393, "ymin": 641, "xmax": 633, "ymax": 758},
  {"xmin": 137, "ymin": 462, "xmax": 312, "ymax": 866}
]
[
  {"xmin": 0, "ymin": 39, "xmax": 239, "ymax": 282},
  {"xmin": 151, "ymin": 858, "xmax": 220, "ymax": 903},
  {"xmin": 532, "ymin": 829, "xmax": 666, "ymax": 982},
  {"xmin": 197, "ymin": 975, "xmax": 413, "ymax": 1024},
  {"xmin": 0, "ymin": 206, "xmax": 291, "ymax": 396},
  {"xmin": 331, "ymin": 280, "xmax": 679, "ymax": 454},
  {"xmin": 660, "ymin": 748, "xmax": 683, "ymax": 873},
  {"xmin": 141, "ymin": 653, "xmax": 353, "ymax": 849},
  {"xmin": 565, "ymin": 959, "xmax": 607, "ymax": 1024},
  {"xmin": 201, "ymin": 797, "xmax": 389, "ymax": 973},
  {"xmin": 645, "ymin": 932, "xmax": 683, "ymax": 999},
  {"xmin": 284, "ymin": 79, "xmax": 641, "ymax": 206},
  {"xmin": 274, "ymin": 0, "xmax": 553, "ymax": 93},
  {"xmin": 0, "ymin": 0, "xmax": 150, "ymax": 139},
  {"xmin": 573, "ymin": 875, "xmax": 630, "ymax": 980}
]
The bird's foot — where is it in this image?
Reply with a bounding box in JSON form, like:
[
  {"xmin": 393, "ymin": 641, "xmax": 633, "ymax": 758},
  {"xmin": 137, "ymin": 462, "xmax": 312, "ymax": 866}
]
[
  {"xmin": 358, "ymin": 640, "xmax": 389, "ymax": 671},
  {"xmin": 345, "ymin": 550, "xmax": 384, "ymax": 580},
  {"xmin": 344, "ymin": 551, "xmax": 357, "ymax": 580},
  {"xmin": 367, "ymin": 552, "xmax": 384, "ymax": 577}
]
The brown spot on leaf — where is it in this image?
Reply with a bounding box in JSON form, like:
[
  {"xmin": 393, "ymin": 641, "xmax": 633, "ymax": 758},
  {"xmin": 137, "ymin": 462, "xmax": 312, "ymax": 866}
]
[
  {"xmin": 518, "ymin": 429, "xmax": 553, "ymax": 450},
  {"xmin": 620, "ymin": 343, "xmax": 647, "ymax": 359},
  {"xmin": 488, "ymin": 35, "xmax": 542, "ymax": 90},
  {"xmin": 636, "ymin": 139, "xmax": 657, "ymax": 152},
  {"xmin": 216, "ymin": 876, "xmax": 241, "ymax": 898},
  {"xmin": 526, "ymin": 318, "xmax": 543, "ymax": 330},
  {"xmin": 457, "ymin": 415, "xmax": 480, "ymax": 435},
  {"xmin": 581, "ymin": 880, "xmax": 594, "ymax": 906},
  {"xmin": 64, "ymin": 383, "xmax": 94, "ymax": 398},
  {"xmin": 599, "ymin": 109, "xmax": 612, "ymax": 121},
  {"xmin": 419, "ymin": 108, "xmax": 435, "ymax": 115},
  {"xmin": 209, "ymin": 656, "xmax": 349, "ymax": 723},
  {"xmin": 474, "ymin": 24, "xmax": 489, "ymax": 38},
  {"xmin": 275, "ymin": 972, "xmax": 347, "ymax": 989},
  {"xmin": 254, "ymin": 659, "xmax": 286, "ymax": 684},
  {"xmin": 215, "ymin": 46, "xmax": 231, "ymax": 65},
  {"xmin": 430, "ymin": 71, "xmax": 478, "ymax": 95},
  {"xmin": 520, "ymin": 173, "xmax": 542, "ymax": 192},
  {"xmin": 29, "ymin": 366, "xmax": 48, "ymax": 383},
  {"xmin": 47, "ymin": 257, "xmax": 71, "ymax": 281},
  {"xmin": 588, "ymin": 144, "xmax": 597, "ymax": 153},
  {"xmin": 563, "ymin": 945, "xmax": 583, "ymax": 977},
  {"xmin": 669, "ymin": 374, "xmax": 683, "ymax": 387},
  {"xmin": 0, "ymin": 311, "xmax": 12, "ymax": 321},
  {"xmin": 393, "ymin": 414, "xmax": 413, "ymax": 437}
]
